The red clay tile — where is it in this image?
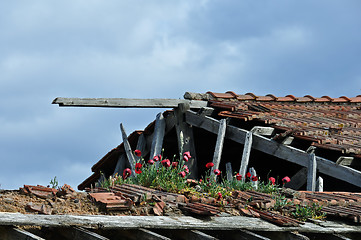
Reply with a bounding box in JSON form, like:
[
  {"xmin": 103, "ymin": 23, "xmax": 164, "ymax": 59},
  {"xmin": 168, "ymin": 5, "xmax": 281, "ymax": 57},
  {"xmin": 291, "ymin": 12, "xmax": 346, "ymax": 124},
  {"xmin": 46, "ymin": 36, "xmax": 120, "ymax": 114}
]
[{"xmin": 206, "ymin": 91, "xmax": 235, "ymax": 99}]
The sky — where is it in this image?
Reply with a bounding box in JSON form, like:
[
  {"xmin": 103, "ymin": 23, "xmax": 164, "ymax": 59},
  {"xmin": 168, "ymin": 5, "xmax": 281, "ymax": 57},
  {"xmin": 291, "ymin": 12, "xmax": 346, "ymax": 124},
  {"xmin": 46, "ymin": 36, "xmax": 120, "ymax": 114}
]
[{"xmin": 0, "ymin": 1, "xmax": 360, "ymax": 190}]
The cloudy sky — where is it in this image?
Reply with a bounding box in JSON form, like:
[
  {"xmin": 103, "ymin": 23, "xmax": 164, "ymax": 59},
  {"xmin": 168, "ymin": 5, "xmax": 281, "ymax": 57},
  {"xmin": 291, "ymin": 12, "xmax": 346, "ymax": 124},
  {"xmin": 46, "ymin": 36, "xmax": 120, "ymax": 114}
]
[{"xmin": 1, "ymin": 1, "xmax": 360, "ymax": 190}]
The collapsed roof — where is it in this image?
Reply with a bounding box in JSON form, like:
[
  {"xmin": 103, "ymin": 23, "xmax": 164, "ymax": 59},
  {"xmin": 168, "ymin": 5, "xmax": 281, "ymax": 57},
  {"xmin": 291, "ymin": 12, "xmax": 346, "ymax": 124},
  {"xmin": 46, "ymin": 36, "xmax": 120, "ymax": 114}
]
[{"xmin": 54, "ymin": 92, "xmax": 361, "ymax": 192}]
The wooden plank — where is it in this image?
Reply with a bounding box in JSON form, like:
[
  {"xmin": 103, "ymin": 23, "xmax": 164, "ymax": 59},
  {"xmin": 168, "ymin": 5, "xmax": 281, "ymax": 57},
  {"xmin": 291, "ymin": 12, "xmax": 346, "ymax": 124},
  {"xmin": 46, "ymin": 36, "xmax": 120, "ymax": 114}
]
[
  {"xmin": 284, "ymin": 168, "xmax": 307, "ymax": 190},
  {"xmin": 0, "ymin": 226, "xmax": 44, "ymax": 240},
  {"xmin": 316, "ymin": 176, "xmax": 323, "ymax": 192},
  {"xmin": 226, "ymin": 162, "xmax": 233, "ymax": 181},
  {"xmin": 150, "ymin": 112, "xmax": 166, "ymax": 166},
  {"xmin": 185, "ymin": 110, "xmax": 361, "ymax": 189},
  {"xmin": 113, "ymin": 154, "xmax": 126, "ymax": 177},
  {"xmin": 249, "ymin": 167, "xmax": 258, "ymax": 190},
  {"xmin": 135, "ymin": 133, "xmax": 147, "ymax": 162},
  {"xmin": 211, "ymin": 119, "xmax": 227, "ymax": 180},
  {"xmin": 239, "ymin": 131, "xmax": 252, "ymax": 182},
  {"xmin": 307, "ymin": 153, "xmax": 317, "ymax": 192},
  {"xmin": 250, "ymin": 126, "xmax": 276, "ymax": 137},
  {"xmin": 55, "ymin": 227, "xmax": 110, "ymax": 240},
  {"xmin": 237, "ymin": 230, "xmax": 271, "ymax": 240},
  {"xmin": 1, "ymin": 213, "xmax": 361, "ymax": 233},
  {"xmin": 52, "ymin": 97, "xmax": 207, "ymax": 109},
  {"xmin": 120, "ymin": 123, "xmax": 136, "ymax": 176},
  {"xmin": 175, "ymin": 103, "xmax": 198, "ymax": 179}
]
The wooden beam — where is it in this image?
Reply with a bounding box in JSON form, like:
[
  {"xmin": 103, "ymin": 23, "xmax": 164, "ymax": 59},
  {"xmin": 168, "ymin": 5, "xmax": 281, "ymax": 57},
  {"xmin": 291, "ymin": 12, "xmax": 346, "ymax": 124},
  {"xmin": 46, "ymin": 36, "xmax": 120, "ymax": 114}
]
[
  {"xmin": 113, "ymin": 154, "xmax": 126, "ymax": 177},
  {"xmin": 174, "ymin": 103, "xmax": 198, "ymax": 179},
  {"xmin": 185, "ymin": 110, "xmax": 361, "ymax": 189},
  {"xmin": 239, "ymin": 131, "xmax": 252, "ymax": 182},
  {"xmin": 52, "ymin": 98, "xmax": 207, "ymax": 109},
  {"xmin": 0, "ymin": 226, "xmax": 44, "ymax": 240},
  {"xmin": 250, "ymin": 126, "xmax": 275, "ymax": 137},
  {"xmin": 135, "ymin": 133, "xmax": 147, "ymax": 162},
  {"xmin": 284, "ymin": 168, "xmax": 307, "ymax": 190},
  {"xmin": 54, "ymin": 227, "xmax": 110, "ymax": 240},
  {"xmin": 120, "ymin": 123, "xmax": 136, "ymax": 176},
  {"xmin": 211, "ymin": 119, "xmax": 227, "ymax": 180},
  {"xmin": 226, "ymin": 162, "xmax": 233, "ymax": 181},
  {"xmin": 150, "ymin": 112, "xmax": 166, "ymax": 165},
  {"xmin": 316, "ymin": 176, "xmax": 324, "ymax": 192},
  {"xmin": 2, "ymin": 213, "xmax": 361, "ymax": 234},
  {"xmin": 307, "ymin": 153, "xmax": 317, "ymax": 192}
]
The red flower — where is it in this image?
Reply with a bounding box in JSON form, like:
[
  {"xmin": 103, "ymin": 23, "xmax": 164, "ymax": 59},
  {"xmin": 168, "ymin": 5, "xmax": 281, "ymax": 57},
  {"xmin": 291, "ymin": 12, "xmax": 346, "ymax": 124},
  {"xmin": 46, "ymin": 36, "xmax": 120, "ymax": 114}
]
[
  {"xmin": 161, "ymin": 159, "xmax": 171, "ymax": 168},
  {"xmin": 206, "ymin": 162, "xmax": 214, "ymax": 169},
  {"xmin": 172, "ymin": 162, "xmax": 178, "ymax": 168},
  {"xmin": 213, "ymin": 169, "xmax": 221, "ymax": 176},
  {"xmin": 236, "ymin": 173, "xmax": 242, "ymax": 181},
  {"xmin": 148, "ymin": 159, "xmax": 155, "ymax": 165},
  {"xmin": 282, "ymin": 176, "xmax": 291, "ymax": 184},
  {"xmin": 251, "ymin": 176, "xmax": 258, "ymax": 181},
  {"xmin": 135, "ymin": 169, "xmax": 142, "ymax": 174},
  {"xmin": 269, "ymin": 177, "xmax": 276, "ymax": 185},
  {"xmin": 135, "ymin": 163, "xmax": 142, "ymax": 169},
  {"xmin": 179, "ymin": 171, "xmax": 186, "ymax": 178},
  {"xmin": 123, "ymin": 168, "xmax": 131, "ymax": 179},
  {"xmin": 246, "ymin": 172, "xmax": 251, "ymax": 178},
  {"xmin": 217, "ymin": 192, "xmax": 222, "ymax": 200},
  {"xmin": 183, "ymin": 151, "xmax": 191, "ymax": 162},
  {"xmin": 153, "ymin": 155, "xmax": 160, "ymax": 162},
  {"xmin": 199, "ymin": 179, "xmax": 203, "ymax": 183},
  {"xmin": 183, "ymin": 165, "xmax": 189, "ymax": 174},
  {"xmin": 134, "ymin": 149, "xmax": 141, "ymax": 157}
]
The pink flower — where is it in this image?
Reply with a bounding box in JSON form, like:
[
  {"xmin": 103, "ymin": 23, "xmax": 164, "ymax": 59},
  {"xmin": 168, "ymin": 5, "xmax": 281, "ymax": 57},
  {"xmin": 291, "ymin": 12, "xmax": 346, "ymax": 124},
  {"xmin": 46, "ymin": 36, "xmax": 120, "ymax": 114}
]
[
  {"xmin": 282, "ymin": 176, "xmax": 291, "ymax": 184},
  {"xmin": 236, "ymin": 173, "xmax": 242, "ymax": 181},
  {"xmin": 148, "ymin": 159, "xmax": 155, "ymax": 165},
  {"xmin": 213, "ymin": 169, "xmax": 221, "ymax": 176},
  {"xmin": 246, "ymin": 172, "xmax": 251, "ymax": 178},
  {"xmin": 161, "ymin": 159, "xmax": 171, "ymax": 168},
  {"xmin": 183, "ymin": 151, "xmax": 191, "ymax": 162},
  {"xmin": 172, "ymin": 162, "xmax": 178, "ymax": 168},
  {"xmin": 206, "ymin": 162, "xmax": 214, "ymax": 169},
  {"xmin": 251, "ymin": 176, "xmax": 258, "ymax": 181},
  {"xmin": 184, "ymin": 165, "xmax": 189, "ymax": 174},
  {"xmin": 123, "ymin": 168, "xmax": 131, "ymax": 179},
  {"xmin": 179, "ymin": 171, "xmax": 186, "ymax": 178},
  {"xmin": 269, "ymin": 177, "xmax": 276, "ymax": 185},
  {"xmin": 134, "ymin": 149, "xmax": 141, "ymax": 157}
]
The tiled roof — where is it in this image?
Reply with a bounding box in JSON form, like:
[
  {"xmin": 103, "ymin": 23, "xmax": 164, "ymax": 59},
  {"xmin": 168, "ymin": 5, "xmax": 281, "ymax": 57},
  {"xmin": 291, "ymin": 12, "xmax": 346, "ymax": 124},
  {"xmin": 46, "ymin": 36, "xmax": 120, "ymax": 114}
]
[{"xmin": 185, "ymin": 92, "xmax": 361, "ymax": 156}]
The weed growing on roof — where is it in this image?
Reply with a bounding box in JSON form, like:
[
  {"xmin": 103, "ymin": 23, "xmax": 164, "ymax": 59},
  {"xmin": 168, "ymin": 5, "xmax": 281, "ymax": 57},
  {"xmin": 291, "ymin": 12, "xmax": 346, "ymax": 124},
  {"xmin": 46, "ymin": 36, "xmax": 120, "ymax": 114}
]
[
  {"xmin": 291, "ymin": 203, "xmax": 326, "ymax": 221},
  {"xmin": 49, "ymin": 176, "xmax": 59, "ymax": 189}
]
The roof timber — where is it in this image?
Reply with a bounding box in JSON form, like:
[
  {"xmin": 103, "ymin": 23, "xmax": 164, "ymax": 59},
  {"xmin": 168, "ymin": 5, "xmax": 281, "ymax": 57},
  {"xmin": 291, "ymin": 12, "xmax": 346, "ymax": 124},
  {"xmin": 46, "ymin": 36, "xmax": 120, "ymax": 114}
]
[
  {"xmin": 52, "ymin": 97, "xmax": 208, "ymax": 109},
  {"xmin": 185, "ymin": 110, "xmax": 361, "ymax": 189},
  {"xmin": 1, "ymin": 213, "xmax": 361, "ymax": 234}
]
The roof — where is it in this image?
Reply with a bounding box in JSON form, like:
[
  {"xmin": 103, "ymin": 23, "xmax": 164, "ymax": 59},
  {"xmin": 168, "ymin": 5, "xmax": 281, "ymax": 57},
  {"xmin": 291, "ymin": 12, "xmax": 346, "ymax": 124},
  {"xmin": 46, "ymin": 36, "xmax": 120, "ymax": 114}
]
[{"xmin": 185, "ymin": 92, "xmax": 361, "ymax": 156}]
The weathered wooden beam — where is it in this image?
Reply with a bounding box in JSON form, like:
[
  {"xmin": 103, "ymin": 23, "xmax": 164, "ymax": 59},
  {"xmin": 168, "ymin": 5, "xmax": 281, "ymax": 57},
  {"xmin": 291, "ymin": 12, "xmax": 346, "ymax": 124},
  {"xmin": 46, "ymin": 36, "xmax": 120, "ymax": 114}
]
[
  {"xmin": 150, "ymin": 112, "xmax": 166, "ymax": 166},
  {"xmin": 135, "ymin": 133, "xmax": 147, "ymax": 162},
  {"xmin": 249, "ymin": 167, "xmax": 258, "ymax": 190},
  {"xmin": 284, "ymin": 168, "xmax": 307, "ymax": 190},
  {"xmin": 316, "ymin": 176, "xmax": 324, "ymax": 192},
  {"xmin": 54, "ymin": 227, "xmax": 110, "ymax": 240},
  {"xmin": 0, "ymin": 226, "xmax": 44, "ymax": 240},
  {"xmin": 237, "ymin": 230, "xmax": 271, "ymax": 239},
  {"xmin": 250, "ymin": 126, "xmax": 276, "ymax": 137},
  {"xmin": 52, "ymin": 98, "xmax": 207, "ymax": 109},
  {"xmin": 120, "ymin": 123, "xmax": 136, "ymax": 176},
  {"xmin": 226, "ymin": 162, "xmax": 233, "ymax": 181},
  {"xmin": 113, "ymin": 154, "xmax": 126, "ymax": 177},
  {"xmin": 336, "ymin": 156, "xmax": 355, "ymax": 166},
  {"xmin": 174, "ymin": 103, "xmax": 198, "ymax": 178},
  {"xmin": 3, "ymin": 213, "xmax": 361, "ymax": 233},
  {"xmin": 239, "ymin": 131, "xmax": 252, "ymax": 182},
  {"xmin": 307, "ymin": 153, "xmax": 317, "ymax": 192},
  {"xmin": 185, "ymin": 110, "xmax": 361, "ymax": 189},
  {"xmin": 211, "ymin": 119, "xmax": 227, "ymax": 180}
]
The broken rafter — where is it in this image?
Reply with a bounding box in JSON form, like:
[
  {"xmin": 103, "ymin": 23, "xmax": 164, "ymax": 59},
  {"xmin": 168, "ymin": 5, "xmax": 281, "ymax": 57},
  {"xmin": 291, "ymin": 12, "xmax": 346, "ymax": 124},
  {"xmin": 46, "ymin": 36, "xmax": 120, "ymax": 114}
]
[
  {"xmin": 185, "ymin": 110, "xmax": 361, "ymax": 189},
  {"xmin": 52, "ymin": 98, "xmax": 207, "ymax": 109}
]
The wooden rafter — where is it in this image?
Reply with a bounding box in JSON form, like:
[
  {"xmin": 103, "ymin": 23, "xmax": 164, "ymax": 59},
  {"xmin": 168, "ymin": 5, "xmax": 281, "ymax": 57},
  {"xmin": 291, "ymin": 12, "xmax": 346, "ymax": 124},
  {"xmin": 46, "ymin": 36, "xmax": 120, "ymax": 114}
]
[{"xmin": 52, "ymin": 98, "xmax": 207, "ymax": 109}]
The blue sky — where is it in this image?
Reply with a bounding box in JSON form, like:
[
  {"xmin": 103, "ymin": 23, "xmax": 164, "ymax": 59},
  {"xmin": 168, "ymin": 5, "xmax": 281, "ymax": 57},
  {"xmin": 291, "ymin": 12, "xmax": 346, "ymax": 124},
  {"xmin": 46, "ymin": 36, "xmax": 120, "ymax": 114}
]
[{"xmin": 1, "ymin": 1, "xmax": 360, "ymax": 189}]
